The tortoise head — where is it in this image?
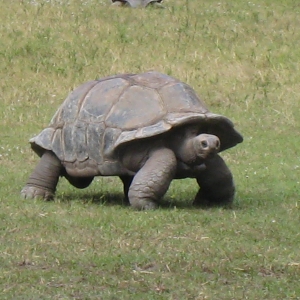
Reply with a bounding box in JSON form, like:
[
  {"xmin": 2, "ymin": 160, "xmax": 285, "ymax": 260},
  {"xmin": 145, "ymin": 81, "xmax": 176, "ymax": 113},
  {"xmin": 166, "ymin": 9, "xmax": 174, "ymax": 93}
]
[
  {"xmin": 172, "ymin": 126, "xmax": 221, "ymax": 166},
  {"xmin": 192, "ymin": 134, "xmax": 220, "ymax": 160}
]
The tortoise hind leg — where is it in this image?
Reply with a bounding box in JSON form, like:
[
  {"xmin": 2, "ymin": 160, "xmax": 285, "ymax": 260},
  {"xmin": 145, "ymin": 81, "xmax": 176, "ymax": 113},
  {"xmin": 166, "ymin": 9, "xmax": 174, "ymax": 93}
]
[
  {"xmin": 21, "ymin": 150, "xmax": 62, "ymax": 200},
  {"xmin": 193, "ymin": 154, "xmax": 235, "ymax": 207}
]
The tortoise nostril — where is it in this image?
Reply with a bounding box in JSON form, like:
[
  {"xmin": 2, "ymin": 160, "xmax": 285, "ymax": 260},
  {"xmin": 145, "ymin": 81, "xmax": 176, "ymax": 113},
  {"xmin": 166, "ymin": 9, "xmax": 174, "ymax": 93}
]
[{"xmin": 201, "ymin": 140, "xmax": 208, "ymax": 148}]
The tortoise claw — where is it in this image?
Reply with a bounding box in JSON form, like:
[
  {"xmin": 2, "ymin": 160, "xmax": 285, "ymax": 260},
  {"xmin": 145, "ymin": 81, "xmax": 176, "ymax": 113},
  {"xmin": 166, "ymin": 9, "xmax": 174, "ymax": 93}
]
[{"xmin": 21, "ymin": 185, "xmax": 54, "ymax": 201}]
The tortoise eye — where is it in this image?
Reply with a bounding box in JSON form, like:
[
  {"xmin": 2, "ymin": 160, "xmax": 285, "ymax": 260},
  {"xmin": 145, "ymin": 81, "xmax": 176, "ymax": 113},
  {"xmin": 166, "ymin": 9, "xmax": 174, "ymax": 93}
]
[{"xmin": 201, "ymin": 140, "xmax": 208, "ymax": 148}]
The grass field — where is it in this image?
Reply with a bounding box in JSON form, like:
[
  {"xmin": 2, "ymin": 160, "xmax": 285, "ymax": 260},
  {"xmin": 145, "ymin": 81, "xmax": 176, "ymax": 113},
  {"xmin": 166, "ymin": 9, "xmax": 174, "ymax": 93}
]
[{"xmin": 1, "ymin": 0, "xmax": 300, "ymax": 299}]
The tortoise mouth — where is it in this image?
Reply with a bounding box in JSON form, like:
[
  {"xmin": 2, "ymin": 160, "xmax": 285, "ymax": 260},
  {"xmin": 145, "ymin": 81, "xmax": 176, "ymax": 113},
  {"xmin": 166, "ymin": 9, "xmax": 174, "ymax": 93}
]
[{"xmin": 206, "ymin": 150, "xmax": 218, "ymax": 159}]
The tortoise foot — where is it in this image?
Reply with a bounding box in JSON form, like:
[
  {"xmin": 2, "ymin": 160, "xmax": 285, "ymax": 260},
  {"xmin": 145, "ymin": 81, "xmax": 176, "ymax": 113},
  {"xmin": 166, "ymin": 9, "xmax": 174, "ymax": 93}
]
[
  {"xmin": 131, "ymin": 199, "xmax": 158, "ymax": 210},
  {"xmin": 193, "ymin": 189, "xmax": 233, "ymax": 207},
  {"xmin": 21, "ymin": 185, "xmax": 54, "ymax": 201}
]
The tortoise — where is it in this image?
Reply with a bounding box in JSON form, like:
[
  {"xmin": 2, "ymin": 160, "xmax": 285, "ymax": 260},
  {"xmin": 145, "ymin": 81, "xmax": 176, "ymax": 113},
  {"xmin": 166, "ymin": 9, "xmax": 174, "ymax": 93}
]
[
  {"xmin": 111, "ymin": 0, "xmax": 163, "ymax": 8},
  {"xmin": 21, "ymin": 71, "xmax": 243, "ymax": 210}
]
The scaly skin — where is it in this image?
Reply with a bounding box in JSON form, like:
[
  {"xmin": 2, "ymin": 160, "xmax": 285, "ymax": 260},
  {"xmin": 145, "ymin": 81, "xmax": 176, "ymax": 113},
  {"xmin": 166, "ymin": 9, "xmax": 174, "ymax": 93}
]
[
  {"xmin": 193, "ymin": 154, "xmax": 235, "ymax": 206},
  {"xmin": 21, "ymin": 151, "xmax": 62, "ymax": 200},
  {"xmin": 118, "ymin": 131, "xmax": 226, "ymax": 209},
  {"xmin": 127, "ymin": 147, "xmax": 177, "ymax": 210}
]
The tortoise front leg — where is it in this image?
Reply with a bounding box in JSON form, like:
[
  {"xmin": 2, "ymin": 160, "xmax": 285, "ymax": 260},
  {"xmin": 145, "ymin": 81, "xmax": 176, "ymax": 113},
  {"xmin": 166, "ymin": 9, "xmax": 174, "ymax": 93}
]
[
  {"xmin": 193, "ymin": 154, "xmax": 235, "ymax": 206},
  {"xmin": 21, "ymin": 151, "xmax": 62, "ymax": 200},
  {"xmin": 128, "ymin": 148, "xmax": 176, "ymax": 210}
]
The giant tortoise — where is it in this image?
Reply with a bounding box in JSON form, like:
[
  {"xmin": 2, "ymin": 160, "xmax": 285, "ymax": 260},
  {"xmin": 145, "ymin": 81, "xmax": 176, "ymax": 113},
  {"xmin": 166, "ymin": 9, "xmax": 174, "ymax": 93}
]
[
  {"xmin": 21, "ymin": 71, "xmax": 243, "ymax": 210},
  {"xmin": 111, "ymin": 0, "xmax": 163, "ymax": 8}
]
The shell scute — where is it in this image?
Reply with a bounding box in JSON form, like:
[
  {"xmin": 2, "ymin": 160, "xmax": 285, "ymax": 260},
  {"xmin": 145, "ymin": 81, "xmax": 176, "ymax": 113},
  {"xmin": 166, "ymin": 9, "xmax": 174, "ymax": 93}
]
[
  {"xmin": 51, "ymin": 81, "xmax": 98, "ymax": 125},
  {"xmin": 52, "ymin": 129, "xmax": 64, "ymax": 161},
  {"xmin": 135, "ymin": 120, "xmax": 171, "ymax": 139},
  {"xmin": 78, "ymin": 78, "xmax": 129, "ymax": 123},
  {"xmin": 86, "ymin": 123, "xmax": 105, "ymax": 163},
  {"xmin": 73, "ymin": 121, "xmax": 88, "ymax": 162},
  {"xmin": 131, "ymin": 71, "xmax": 176, "ymax": 89},
  {"xmin": 103, "ymin": 127, "xmax": 122, "ymax": 158},
  {"xmin": 62, "ymin": 124, "xmax": 75, "ymax": 162},
  {"xmin": 159, "ymin": 82, "xmax": 208, "ymax": 114},
  {"xmin": 105, "ymin": 85, "xmax": 165, "ymax": 130},
  {"xmin": 30, "ymin": 128, "xmax": 54, "ymax": 156}
]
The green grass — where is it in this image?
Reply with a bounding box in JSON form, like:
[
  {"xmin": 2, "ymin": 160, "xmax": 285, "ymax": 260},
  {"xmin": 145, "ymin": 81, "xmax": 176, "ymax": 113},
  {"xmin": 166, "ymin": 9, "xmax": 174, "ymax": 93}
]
[{"xmin": 1, "ymin": 0, "xmax": 300, "ymax": 299}]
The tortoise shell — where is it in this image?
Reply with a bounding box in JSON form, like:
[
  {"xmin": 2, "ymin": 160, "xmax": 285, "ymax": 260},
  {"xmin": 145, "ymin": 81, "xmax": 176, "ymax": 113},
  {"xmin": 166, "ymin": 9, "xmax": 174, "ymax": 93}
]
[
  {"xmin": 111, "ymin": 0, "xmax": 162, "ymax": 8},
  {"xmin": 30, "ymin": 71, "xmax": 243, "ymax": 177}
]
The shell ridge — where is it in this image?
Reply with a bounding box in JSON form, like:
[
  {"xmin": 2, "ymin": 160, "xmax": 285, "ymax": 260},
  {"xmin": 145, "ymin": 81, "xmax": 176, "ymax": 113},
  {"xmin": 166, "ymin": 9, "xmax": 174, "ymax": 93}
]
[
  {"xmin": 75, "ymin": 81, "xmax": 100, "ymax": 119},
  {"xmin": 103, "ymin": 81, "xmax": 132, "ymax": 125},
  {"xmin": 154, "ymin": 88, "xmax": 166, "ymax": 114},
  {"xmin": 75, "ymin": 120, "xmax": 89, "ymax": 162},
  {"xmin": 58, "ymin": 128, "xmax": 65, "ymax": 161}
]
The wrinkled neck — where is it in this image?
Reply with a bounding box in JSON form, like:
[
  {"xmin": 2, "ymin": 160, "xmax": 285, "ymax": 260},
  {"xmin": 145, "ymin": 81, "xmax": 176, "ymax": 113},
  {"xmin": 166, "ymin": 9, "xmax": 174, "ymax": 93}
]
[{"xmin": 173, "ymin": 137, "xmax": 203, "ymax": 166}]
